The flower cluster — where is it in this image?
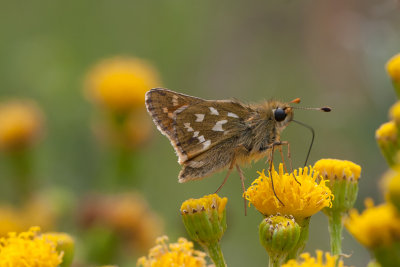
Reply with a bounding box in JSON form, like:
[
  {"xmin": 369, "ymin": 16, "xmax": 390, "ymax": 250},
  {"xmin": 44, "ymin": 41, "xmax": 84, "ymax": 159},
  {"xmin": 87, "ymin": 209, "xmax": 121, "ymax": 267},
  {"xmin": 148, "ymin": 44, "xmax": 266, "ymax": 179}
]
[
  {"xmin": 0, "ymin": 100, "xmax": 43, "ymax": 150},
  {"xmin": 137, "ymin": 236, "xmax": 207, "ymax": 267},
  {"xmin": 0, "ymin": 227, "xmax": 63, "ymax": 267},
  {"xmin": 244, "ymin": 164, "xmax": 333, "ymax": 220}
]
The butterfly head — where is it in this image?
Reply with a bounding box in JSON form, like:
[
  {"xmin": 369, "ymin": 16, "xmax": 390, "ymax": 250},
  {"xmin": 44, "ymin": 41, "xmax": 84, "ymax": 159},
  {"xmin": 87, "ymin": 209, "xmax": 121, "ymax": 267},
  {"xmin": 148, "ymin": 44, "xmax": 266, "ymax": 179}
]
[{"xmin": 272, "ymin": 105, "xmax": 294, "ymax": 130}]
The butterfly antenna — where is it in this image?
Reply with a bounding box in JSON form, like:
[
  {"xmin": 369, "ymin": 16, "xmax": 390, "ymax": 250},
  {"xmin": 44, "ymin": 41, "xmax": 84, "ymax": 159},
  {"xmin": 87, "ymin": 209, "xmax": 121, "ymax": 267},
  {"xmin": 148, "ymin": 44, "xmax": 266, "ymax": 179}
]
[
  {"xmin": 292, "ymin": 120, "xmax": 315, "ymax": 166},
  {"xmin": 292, "ymin": 106, "xmax": 332, "ymax": 112}
]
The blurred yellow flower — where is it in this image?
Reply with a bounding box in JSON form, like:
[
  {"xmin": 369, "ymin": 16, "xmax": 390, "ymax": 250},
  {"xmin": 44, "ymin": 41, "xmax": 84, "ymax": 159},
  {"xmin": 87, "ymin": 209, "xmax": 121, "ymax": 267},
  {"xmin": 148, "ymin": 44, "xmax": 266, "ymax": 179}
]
[
  {"xmin": 137, "ymin": 236, "xmax": 207, "ymax": 267},
  {"xmin": 313, "ymin": 159, "xmax": 361, "ymax": 182},
  {"xmin": 386, "ymin": 53, "xmax": 400, "ymax": 82},
  {"xmin": 41, "ymin": 232, "xmax": 74, "ymax": 267},
  {"xmin": 0, "ymin": 195, "xmax": 56, "ymax": 237},
  {"xmin": 387, "ymin": 170, "xmax": 400, "ymax": 211},
  {"xmin": 376, "ymin": 121, "xmax": 397, "ymax": 144},
  {"xmin": 79, "ymin": 192, "xmax": 163, "ymax": 251},
  {"xmin": 85, "ymin": 56, "xmax": 161, "ymax": 112},
  {"xmin": 345, "ymin": 198, "xmax": 400, "ymax": 249},
  {"xmin": 0, "ymin": 227, "xmax": 62, "ymax": 267},
  {"xmin": 282, "ymin": 250, "xmax": 345, "ymax": 267},
  {"xmin": 390, "ymin": 101, "xmax": 400, "ymax": 125},
  {"xmin": 244, "ymin": 164, "xmax": 333, "ymax": 220},
  {"xmin": 0, "ymin": 100, "xmax": 43, "ymax": 150}
]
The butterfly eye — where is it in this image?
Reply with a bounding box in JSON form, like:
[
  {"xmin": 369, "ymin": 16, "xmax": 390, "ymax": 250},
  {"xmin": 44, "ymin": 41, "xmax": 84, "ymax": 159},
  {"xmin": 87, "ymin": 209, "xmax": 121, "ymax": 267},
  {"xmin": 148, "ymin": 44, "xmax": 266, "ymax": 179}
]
[{"xmin": 274, "ymin": 108, "xmax": 286, "ymax": 122}]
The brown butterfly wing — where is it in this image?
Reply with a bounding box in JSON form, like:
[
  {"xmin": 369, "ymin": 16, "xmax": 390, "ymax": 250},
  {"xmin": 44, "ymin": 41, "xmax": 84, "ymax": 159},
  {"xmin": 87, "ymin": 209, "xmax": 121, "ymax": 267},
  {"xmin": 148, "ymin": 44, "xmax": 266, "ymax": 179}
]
[
  {"xmin": 145, "ymin": 88, "xmax": 204, "ymax": 163},
  {"xmin": 174, "ymin": 100, "xmax": 251, "ymax": 161}
]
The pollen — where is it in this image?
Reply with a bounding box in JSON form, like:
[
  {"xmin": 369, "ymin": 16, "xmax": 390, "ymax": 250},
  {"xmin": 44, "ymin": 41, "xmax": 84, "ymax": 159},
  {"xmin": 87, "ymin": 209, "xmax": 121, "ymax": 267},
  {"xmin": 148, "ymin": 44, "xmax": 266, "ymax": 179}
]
[
  {"xmin": 244, "ymin": 164, "xmax": 333, "ymax": 220},
  {"xmin": 345, "ymin": 198, "xmax": 400, "ymax": 249}
]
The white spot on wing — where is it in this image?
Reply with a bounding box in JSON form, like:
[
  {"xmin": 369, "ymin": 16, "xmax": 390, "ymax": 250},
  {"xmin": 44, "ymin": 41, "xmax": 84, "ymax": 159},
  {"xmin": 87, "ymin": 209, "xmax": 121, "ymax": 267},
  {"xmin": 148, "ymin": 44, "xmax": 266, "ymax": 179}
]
[
  {"xmin": 212, "ymin": 120, "xmax": 228, "ymax": 132},
  {"xmin": 227, "ymin": 112, "xmax": 239, "ymax": 118},
  {"xmin": 172, "ymin": 95, "xmax": 179, "ymax": 106},
  {"xmin": 198, "ymin": 135, "xmax": 205, "ymax": 143},
  {"xmin": 174, "ymin": 105, "xmax": 188, "ymax": 115},
  {"xmin": 202, "ymin": 140, "xmax": 211, "ymax": 150},
  {"xmin": 195, "ymin": 114, "xmax": 205, "ymax": 122},
  {"xmin": 193, "ymin": 131, "xmax": 199, "ymax": 137},
  {"xmin": 209, "ymin": 107, "xmax": 219, "ymax": 115},
  {"xmin": 184, "ymin": 122, "xmax": 194, "ymax": 132}
]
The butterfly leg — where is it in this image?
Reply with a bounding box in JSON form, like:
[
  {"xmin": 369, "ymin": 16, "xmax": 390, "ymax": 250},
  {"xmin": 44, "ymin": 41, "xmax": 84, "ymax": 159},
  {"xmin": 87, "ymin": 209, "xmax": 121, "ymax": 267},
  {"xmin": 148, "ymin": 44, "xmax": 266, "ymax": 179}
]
[
  {"xmin": 278, "ymin": 146, "xmax": 287, "ymax": 173},
  {"xmin": 235, "ymin": 164, "xmax": 247, "ymax": 216},
  {"xmin": 214, "ymin": 159, "xmax": 236, "ymax": 194},
  {"xmin": 274, "ymin": 141, "xmax": 301, "ymax": 185},
  {"xmin": 266, "ymin": 142, "xmax": 284, "ymax": 206}
]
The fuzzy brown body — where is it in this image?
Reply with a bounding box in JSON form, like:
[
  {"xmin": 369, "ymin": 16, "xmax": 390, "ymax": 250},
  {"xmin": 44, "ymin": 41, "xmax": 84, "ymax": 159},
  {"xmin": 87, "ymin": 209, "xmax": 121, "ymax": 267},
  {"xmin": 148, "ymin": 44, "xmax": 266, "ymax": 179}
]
[{"xmin": 145, "ymin": 88, "xmax": 294, "ymax": 183}]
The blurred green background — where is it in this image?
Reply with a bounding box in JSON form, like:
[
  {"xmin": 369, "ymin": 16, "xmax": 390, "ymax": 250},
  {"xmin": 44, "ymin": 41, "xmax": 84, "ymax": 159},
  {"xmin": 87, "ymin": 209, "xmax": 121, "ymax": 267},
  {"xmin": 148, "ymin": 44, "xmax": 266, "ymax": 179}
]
[{"xmin": 0, "ymin": 0, "xmax": 399, "ymax": 266}]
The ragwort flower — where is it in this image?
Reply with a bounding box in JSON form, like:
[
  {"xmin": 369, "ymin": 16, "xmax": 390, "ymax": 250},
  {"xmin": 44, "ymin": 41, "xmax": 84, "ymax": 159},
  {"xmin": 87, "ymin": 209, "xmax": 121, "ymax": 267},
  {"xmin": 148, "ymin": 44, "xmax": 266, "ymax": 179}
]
[
  {"xmin": 0, "ymin": 100, "xmax": 43, "ymax": 150},
  {"xmin": 0, "ymin": 227, "xmax": 63, "ymax": 267},
  {"xmin": 282, "ymin": 250, "xmax": 346, "ymax": 267},
  {"xmin": 313, "ymin": 159, "xmax": 361, "ymax": 256},
  {"xmin": 85, "ymin": 56, "xmax": 161, "ymax": 113},
  {"xmin": 376, "ymin": 121, "xmax": 400, "ymax": 166},
  {"xmin": 345, "ymin": 198, "xmax": 400, "ymax": 249},
  {"xmin": 345, "ymin": 198, "xmax": 400, "ymax": 266},
  {"xmin": 244, "ymin": 164, "xmax": 333, "ymax": 221},
  {"xmin": 387, "ymin": 53, "xmax": 400, "ymax": 83},
  {"xmin": 41, "ymin": 232, "xmax": 75, "ymax": 267},
  {"xmin": 181, "ymin": 194, "xmax": 227, "ymax": 267},
  {"xmin": 137, "ymin": 236, "xmax": 207, "ymax": 267},
  {"xmin": 387, "ymin": 53, "xmax": 400, "ymax": 98}
]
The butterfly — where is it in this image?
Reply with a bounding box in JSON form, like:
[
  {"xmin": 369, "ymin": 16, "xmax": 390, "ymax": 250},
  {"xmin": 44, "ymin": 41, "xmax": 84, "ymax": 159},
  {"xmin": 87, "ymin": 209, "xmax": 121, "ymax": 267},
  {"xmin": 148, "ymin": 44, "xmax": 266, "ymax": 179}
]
[{"xmin": 145, "ymin": 88, "xmax": 330, "ymax": 203}]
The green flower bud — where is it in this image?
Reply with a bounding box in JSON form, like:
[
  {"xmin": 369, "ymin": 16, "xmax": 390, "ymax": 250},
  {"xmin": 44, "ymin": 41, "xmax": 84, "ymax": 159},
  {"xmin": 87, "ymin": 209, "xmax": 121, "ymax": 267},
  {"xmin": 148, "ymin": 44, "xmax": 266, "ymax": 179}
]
[
  {"xmin": 180, "ymin": 194, "xmax": 227, "ymax": 267},
  {"xmin": 259, "ymin": 215, "xmax": 301, "ymax": 267}
]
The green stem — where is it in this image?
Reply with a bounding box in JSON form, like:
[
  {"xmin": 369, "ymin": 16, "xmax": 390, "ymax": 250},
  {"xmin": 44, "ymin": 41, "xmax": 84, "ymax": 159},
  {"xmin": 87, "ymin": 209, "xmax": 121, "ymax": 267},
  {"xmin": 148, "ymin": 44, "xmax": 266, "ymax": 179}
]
[
  {"xmin": 8, "ymin": 148, "xmax": 34, "ymax": 204},
  {"xmin": 268, "ymin": 255, "xmax": 281, "ymax": 267},
  {"xmin": 328, "ymin": 210, "xmax": 343, "ymax": 256},
  {"xmin": 206, "ymin": 241, "xmax": 226, "ymax": 267}
]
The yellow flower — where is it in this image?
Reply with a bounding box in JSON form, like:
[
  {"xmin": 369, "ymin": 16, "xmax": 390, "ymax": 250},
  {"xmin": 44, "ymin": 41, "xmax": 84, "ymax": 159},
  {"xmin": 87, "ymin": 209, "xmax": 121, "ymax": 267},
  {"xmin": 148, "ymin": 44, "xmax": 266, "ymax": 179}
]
[
  {"xmin": 180, "ymin": 194, "xmax": 228, "ymax": 218},
  {"xmin": 376, "ymin": 121, "xmax": 397, "ymax": 144},
  {"xmin": 85, "ymin": 56, "xmax": 161, "ymax": 112},
  {"xmin": 313, "ymin": 159, "xmax": 361, "ymax": 182},
  {"xmin": 79, "ymin": 192, "xmax": 163, "ymax": 251},
  {"xmin": 244, "ymin": 164, "xmax": 333, "ymax": 220},
  {"xmin": 137, "ymin": 236, "xmax": 207, "ymax": 267},
  {"xmin": 387, "ymin": 170, "xmax": 400, "ymax": 211},
  {"xmin": 390, "ymin": 101, "xmax": 400, "ymax": 125},
  {"xmin": 345, "ymin": 198, "xmax": 400, "ymax": 249},
  {"xmin": 282, "ymin": 250, "xmax": 345, "ymax": 267},
  {"xmin": 0, "ymin": 100, "xmax": 43, "ymax": 150},
  {"xmin": 41, "ymin": 232, "xmax": 75, "ymax": 267},
  {"xmin": 386, "ymin": 53, "xmax": 400, "ymax": 82},
  {"xmin": 0, "ymin": 195, "xmax": 56, "ymax": 237},
  {"xmin": 180, "ymin": 194, "xmax": 227, "ymax": 267},
  {"xmin": 0, "ymin": 227, "xmax": 63, "ymax": 267}
]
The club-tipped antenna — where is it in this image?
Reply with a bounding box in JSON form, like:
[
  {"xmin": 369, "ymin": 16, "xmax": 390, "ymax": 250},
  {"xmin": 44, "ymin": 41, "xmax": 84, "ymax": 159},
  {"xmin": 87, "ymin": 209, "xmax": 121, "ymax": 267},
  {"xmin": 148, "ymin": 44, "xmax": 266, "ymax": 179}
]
[
  {"xmin": 292, "ymin": 120, "xmax": 315, "ymax": 166},
  {"xmin": 292, "ymin": 106, "xmax": 332, "ymax": 112}
]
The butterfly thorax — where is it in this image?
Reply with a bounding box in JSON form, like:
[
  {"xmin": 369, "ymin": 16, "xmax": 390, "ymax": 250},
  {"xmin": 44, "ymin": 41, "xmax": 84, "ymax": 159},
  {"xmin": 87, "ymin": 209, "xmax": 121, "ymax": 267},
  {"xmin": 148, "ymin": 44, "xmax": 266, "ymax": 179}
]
[{"xmin": 242, "ymin": 100, "xmax": 293, "ymax": 155}]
